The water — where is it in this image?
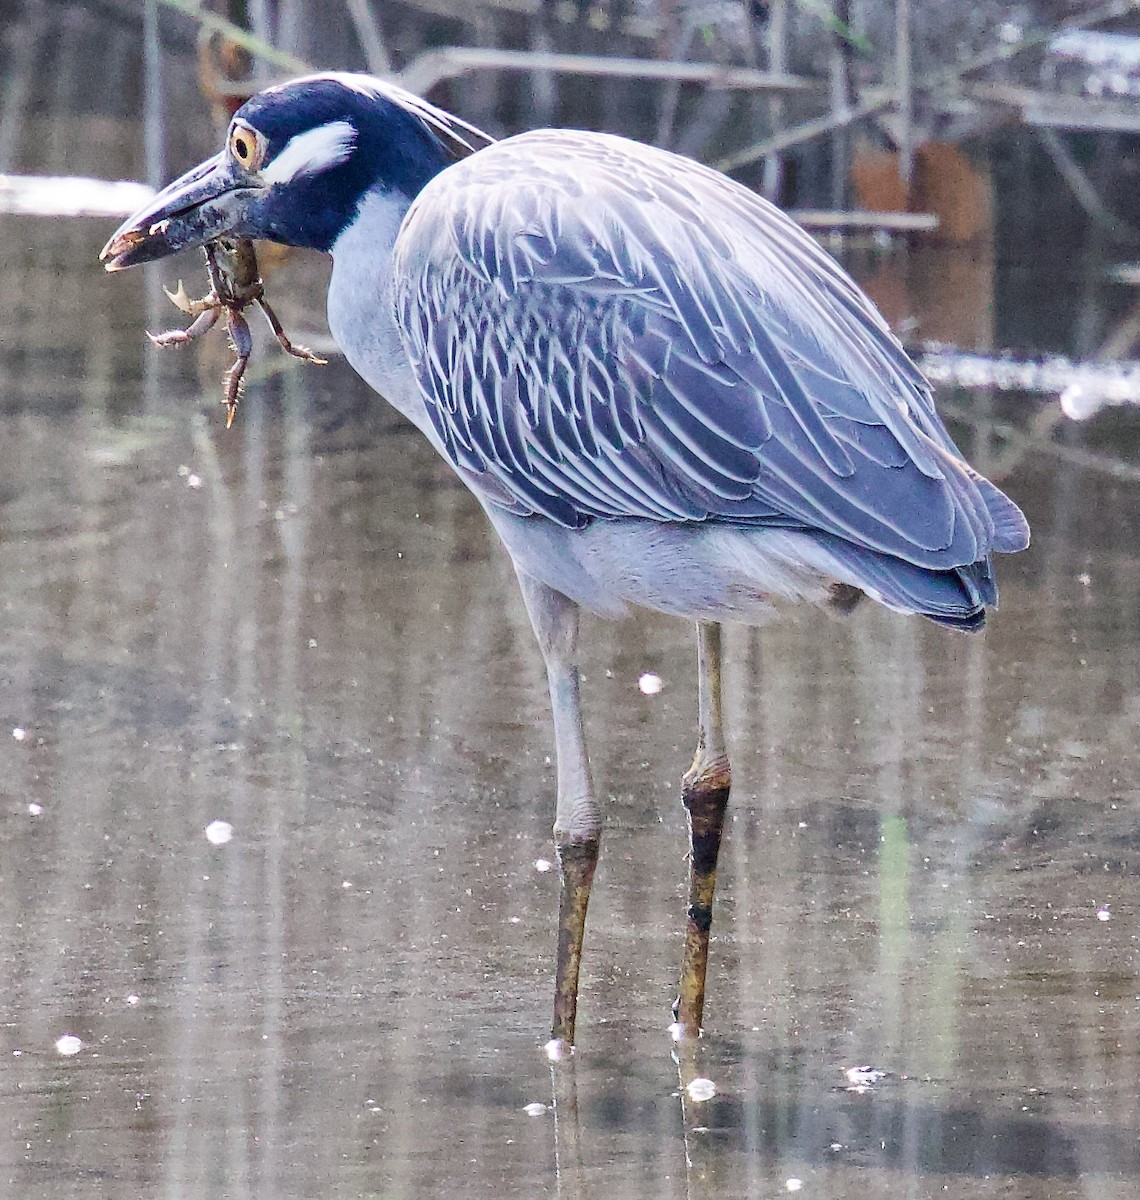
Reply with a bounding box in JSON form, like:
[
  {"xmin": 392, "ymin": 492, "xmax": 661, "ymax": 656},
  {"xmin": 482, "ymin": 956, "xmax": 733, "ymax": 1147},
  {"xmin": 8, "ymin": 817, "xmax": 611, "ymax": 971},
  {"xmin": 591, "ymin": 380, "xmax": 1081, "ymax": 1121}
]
[{"xmin": 2, "ymin": 13, "xmax": 1140, "ymax": 1200}]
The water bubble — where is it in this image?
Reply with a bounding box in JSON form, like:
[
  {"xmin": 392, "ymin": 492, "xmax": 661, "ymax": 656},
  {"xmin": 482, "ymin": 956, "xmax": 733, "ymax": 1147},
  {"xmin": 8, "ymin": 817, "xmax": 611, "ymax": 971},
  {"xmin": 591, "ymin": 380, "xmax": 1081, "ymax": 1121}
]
[
  {"xmin": 845, "ymin": 1065, "xmax": 888, "ymax": 1088},
  {"xmin": 544, "ymin": 1038, "xmax": 570, "ymax": 1063},
  {"xmin": 685, "ymin": 1077, "xmax": 717, "ymax": 1102},
  {"xmin": 55, "ymin": 1035, "xmax": 82, "ymax": 1057},
  {"xmin": 522, "ymin": 1102, "xmax": 547, "ymax": 1117},
  {"xmin": 205, "ymin": 820, "xmax": 233, "ymax": 846},
  {"xmin": 638, "ymin": 672, "xmax": 663, "ymax": 695}
]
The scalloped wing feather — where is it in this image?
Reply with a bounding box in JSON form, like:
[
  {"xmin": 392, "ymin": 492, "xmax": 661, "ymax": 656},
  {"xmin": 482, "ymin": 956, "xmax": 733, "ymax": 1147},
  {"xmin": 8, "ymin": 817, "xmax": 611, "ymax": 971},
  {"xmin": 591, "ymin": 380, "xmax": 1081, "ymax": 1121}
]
[{"xmin": 392, "ymin": 129, "xmax": 1029, "ymax": 570}]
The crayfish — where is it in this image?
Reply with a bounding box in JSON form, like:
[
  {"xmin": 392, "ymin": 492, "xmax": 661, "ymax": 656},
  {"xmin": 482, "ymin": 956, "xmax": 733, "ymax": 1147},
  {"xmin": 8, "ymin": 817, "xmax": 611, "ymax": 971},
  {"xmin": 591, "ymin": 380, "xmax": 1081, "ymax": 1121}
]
[{"xmin": 149, "ymin": 238, "xmax": 325, "ymax": 428}]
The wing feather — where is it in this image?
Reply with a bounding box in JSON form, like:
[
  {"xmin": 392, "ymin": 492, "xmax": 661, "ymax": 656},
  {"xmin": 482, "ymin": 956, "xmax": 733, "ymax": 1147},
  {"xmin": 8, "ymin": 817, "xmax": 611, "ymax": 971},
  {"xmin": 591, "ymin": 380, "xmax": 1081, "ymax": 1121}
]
[{"xmin": 392, "ymin": 129, "xmax": 1028, "ymax": 570}]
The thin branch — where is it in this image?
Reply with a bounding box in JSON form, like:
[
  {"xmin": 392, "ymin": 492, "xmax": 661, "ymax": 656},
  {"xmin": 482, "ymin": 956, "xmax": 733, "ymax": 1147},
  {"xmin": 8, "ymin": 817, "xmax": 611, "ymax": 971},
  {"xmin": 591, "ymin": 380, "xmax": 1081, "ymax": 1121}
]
[
  {"xmin": 1034, "ymin": 125, "xmax": 1138, "ymax": 240},
  {"xmin": 715, "ymin": 92, "xmax": 890, "ymax": 172},
  {"xmin": 345, "ymin": 0, "xmax": 392, "ymax": 76},
  {"xmin": 158, "ymin": 0, "xmax": 313, "ymax": 75}
]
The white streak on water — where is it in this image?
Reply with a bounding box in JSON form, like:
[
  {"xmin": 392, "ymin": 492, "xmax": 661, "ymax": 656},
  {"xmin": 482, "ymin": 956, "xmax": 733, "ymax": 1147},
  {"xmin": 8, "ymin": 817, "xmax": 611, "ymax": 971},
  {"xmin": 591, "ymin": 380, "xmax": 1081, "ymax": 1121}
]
[
  {"xmin": 917, "ymin": 345, "xmax": 1140, "ymax": 420},
  {"xmin": 0, "ymin": 175, "xmax": 155, "ymax": 217}
]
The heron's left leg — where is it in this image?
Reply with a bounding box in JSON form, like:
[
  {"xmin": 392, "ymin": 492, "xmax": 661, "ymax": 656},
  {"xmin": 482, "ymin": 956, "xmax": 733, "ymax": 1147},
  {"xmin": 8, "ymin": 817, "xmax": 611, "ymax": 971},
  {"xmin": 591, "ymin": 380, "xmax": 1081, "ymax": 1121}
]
[
  {"xmin": 675, "ymin": 621, "xmax": 731, "ymax": 1038},
  {"xmin": 516, "ymin": 571, "xmax": 601, "ymax": 1054}
]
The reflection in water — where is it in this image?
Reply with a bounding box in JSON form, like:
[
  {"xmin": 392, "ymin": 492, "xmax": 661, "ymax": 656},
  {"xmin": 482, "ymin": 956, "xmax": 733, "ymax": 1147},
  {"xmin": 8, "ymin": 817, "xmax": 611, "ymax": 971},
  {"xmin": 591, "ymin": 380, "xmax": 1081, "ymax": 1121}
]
[
  {"xmin": 0, "ymin": 175, "xmax": 155, "ymax": 217},
  {"xmin": 921, "ymin": 346, "xmax": 1140, "ymax": 423},
  {"xmin": 2, "ymin": 12, "xmax": 1140, "ymax": 1200}
]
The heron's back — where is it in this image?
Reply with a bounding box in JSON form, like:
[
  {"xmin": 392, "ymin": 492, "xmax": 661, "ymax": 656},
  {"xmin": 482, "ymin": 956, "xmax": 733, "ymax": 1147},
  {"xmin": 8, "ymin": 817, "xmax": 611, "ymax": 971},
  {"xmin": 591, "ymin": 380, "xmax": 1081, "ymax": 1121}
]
[{"xmin": 387, "ymin": 129, "xmax": 1028, "ymax": 628}]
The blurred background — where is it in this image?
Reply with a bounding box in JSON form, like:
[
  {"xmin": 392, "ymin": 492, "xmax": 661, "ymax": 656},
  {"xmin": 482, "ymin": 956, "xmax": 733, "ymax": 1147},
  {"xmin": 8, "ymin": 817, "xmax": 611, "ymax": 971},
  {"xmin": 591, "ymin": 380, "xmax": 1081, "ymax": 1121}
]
[{"xmin": 2, "ymin": 1, "xmax": 1140, "ymax": 1197}]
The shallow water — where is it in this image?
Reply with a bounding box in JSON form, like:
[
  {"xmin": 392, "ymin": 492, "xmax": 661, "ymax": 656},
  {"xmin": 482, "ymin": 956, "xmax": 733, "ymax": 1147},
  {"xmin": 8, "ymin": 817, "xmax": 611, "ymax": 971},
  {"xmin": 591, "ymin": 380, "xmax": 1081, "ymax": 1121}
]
[{"xmin": 3, "ymin": 14, "xmax": 1140, "ymax": 1200}]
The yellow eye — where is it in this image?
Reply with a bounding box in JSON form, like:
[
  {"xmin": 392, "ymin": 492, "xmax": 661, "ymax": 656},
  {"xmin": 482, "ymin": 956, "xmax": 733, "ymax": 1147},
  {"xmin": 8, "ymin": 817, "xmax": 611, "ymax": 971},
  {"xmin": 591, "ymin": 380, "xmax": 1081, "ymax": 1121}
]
[{"xmin": 228, "ymin": 123, "xmax": 265, "ymax": 172}]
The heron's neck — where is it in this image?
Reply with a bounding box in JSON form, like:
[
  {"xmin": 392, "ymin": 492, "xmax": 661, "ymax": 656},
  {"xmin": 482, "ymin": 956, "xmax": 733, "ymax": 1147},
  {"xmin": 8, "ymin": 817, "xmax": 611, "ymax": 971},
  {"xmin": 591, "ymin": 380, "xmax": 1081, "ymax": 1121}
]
[{"xmin": 326, "ymin": 186, "xmax": 437, "ymax": 436}]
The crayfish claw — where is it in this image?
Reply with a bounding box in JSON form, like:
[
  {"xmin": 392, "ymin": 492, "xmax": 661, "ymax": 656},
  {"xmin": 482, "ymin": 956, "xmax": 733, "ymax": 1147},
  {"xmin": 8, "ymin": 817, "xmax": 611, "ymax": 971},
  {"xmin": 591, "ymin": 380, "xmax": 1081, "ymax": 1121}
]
[{"xmin": 162, "ymin": 281, "xmax": 196, "ymax": 313}]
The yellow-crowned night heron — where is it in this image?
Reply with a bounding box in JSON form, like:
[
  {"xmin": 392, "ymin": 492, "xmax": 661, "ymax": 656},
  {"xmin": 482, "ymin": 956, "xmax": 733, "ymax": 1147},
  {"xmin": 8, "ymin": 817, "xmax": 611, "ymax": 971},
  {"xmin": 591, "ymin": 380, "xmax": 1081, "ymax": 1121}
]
[{"xmin": 102, "ymin": 73, "xmax": 1029, "ymax": 1056}]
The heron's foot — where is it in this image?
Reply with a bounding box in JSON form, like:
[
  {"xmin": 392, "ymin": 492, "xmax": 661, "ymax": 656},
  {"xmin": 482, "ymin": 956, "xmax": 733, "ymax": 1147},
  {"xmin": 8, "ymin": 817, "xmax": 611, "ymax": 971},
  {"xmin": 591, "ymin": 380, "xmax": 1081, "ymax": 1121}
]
[
  {"xmin": 550, "ymin": 835, "xmax": 600, "ymax": 1051},
  {"xmin": 676, "ymin": 771, "xmax": 730, "ymax": 1039}
]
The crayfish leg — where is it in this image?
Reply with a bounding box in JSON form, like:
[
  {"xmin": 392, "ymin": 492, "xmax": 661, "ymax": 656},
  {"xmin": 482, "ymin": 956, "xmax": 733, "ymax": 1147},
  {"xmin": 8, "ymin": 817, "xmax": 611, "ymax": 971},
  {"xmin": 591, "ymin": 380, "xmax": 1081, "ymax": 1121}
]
[
  {"xmin": 256, "ymin": 297, "xmax": 327, "ymax": 365},
  {"xmin": 222, "ymin": 311, "xmax": 253, "ymax": 428},
  {"xmin": 147, "ymin": 306, "xmax": 222, "ymax": 347}
]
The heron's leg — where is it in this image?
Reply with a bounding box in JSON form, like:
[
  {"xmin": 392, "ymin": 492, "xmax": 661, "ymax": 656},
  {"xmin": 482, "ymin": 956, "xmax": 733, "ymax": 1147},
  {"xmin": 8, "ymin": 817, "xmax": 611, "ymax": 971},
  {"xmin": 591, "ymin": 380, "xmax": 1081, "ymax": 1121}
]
[
  {"xmin": 516, "ymin": 572, "xmax": 601, "ymax": 1054},
  {"xmin": 675, "ymin": 621, "xmax": 731, "ymax": 1039}
]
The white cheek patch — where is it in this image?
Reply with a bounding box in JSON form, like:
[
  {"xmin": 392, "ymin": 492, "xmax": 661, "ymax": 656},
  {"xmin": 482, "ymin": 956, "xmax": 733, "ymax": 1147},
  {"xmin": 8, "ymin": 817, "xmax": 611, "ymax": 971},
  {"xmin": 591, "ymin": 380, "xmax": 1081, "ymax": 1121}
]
[{"xmin": 261, "ymin": 120, "xmax": 357, "ymax": 185}]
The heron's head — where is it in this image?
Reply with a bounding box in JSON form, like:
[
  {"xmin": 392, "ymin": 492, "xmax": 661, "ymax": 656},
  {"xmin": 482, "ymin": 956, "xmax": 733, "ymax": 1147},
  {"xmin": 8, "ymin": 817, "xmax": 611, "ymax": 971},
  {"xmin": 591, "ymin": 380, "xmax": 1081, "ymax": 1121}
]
[{"xmin": 101, "ymin": 73, "xmax": 492, "ymax": 270}]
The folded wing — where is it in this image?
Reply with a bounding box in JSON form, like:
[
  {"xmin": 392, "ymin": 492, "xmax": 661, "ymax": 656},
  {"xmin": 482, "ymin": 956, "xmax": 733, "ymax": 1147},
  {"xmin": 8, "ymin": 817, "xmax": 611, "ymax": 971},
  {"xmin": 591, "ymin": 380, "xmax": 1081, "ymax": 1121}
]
[{"xmin": 392, "ymin": 129, "xmax": 1029, "ymax": 575}]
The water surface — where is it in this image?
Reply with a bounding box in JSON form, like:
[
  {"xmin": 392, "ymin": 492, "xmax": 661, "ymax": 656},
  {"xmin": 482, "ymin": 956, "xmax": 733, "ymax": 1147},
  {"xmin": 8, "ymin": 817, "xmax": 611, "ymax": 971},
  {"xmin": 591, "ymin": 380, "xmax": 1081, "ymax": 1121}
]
[{"xmin": 2, "ymin": 13, "xmax": 1140, "ymax": 1200}]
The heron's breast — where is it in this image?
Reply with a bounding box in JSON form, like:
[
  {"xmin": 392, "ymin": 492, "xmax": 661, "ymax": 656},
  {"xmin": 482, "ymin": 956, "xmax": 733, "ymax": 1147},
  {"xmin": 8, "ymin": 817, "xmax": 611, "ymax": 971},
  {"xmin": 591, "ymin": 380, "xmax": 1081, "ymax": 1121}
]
[{"xmin": 327, "ymin": 189, "xmax": 440, "ymax": 440}]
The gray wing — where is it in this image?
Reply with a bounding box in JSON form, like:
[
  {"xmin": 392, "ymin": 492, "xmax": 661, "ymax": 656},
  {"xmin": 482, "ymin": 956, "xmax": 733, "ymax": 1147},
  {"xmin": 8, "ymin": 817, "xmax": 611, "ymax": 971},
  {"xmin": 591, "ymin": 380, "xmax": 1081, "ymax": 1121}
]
[{"xmin": 392, "ymin": 129, "xmax": 1027, "ymax": 571}]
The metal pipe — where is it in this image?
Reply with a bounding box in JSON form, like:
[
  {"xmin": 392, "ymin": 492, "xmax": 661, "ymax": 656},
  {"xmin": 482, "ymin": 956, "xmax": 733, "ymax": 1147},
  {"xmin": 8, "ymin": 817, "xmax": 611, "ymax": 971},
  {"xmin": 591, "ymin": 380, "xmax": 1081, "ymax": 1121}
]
[{"xmin": 397, "ymin": 44, "xmax": 817, "ymax": 96}]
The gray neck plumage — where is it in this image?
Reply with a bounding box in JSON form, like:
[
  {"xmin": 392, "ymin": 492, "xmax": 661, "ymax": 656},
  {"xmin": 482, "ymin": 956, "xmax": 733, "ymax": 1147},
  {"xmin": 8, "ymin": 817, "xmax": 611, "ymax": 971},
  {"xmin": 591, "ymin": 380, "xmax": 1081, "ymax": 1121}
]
[{"xmin": 327, "ymin": 186, "xmax": 439, "ymax": 440}]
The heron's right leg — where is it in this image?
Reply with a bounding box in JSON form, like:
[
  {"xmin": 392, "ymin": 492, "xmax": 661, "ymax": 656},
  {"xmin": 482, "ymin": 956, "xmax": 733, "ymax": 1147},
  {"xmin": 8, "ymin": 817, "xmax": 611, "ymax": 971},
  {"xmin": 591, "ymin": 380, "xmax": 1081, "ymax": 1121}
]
[
  {"xmin": 516, "ymin": 571, "xmax": 601, "ymax": 1055},
  {"xmin": 675, "ymin": 621, "xmax": 731, "ymax": 1039}
]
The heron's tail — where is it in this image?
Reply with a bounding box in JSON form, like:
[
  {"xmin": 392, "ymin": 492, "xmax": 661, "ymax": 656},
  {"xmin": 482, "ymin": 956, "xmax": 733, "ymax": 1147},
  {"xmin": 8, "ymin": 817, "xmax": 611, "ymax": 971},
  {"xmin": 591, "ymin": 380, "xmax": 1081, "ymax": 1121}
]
[
  {"xmin": 811, "ymin": 446, "xmax": 1027, "ymax": 630},
  {"xmin": 815, "ymin": 534, "xmax": 1002, "ymax": 632}
]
